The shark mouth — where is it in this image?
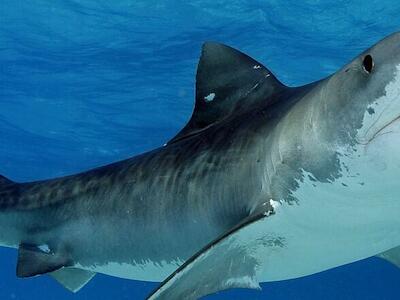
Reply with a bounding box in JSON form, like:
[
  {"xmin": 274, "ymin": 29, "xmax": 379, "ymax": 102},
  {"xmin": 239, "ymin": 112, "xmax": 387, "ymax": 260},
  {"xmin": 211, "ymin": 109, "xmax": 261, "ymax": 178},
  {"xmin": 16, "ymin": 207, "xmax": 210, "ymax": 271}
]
[{"xmin": 358, "ymin": 114, "xmax": 400, "ymax": 145}]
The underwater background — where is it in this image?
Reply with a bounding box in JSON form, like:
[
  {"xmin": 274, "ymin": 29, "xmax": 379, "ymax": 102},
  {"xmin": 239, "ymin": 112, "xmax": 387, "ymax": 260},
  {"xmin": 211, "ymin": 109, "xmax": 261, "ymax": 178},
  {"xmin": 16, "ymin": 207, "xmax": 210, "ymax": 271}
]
[{"xmin": 1, "ymin": 0, "xmax": 400, "ymax": 299}]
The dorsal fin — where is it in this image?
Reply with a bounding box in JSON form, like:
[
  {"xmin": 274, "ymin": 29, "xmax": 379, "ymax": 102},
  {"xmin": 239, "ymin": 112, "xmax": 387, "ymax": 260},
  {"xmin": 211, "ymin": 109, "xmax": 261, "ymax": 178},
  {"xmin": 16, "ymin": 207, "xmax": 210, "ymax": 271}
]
[
  {"xmin": 0, "ymin": 175, "xmax": 13, "ymax": 186},
  {"xmin": 168, "ymin": 42, "xmax": 286, "ymax": 144}
]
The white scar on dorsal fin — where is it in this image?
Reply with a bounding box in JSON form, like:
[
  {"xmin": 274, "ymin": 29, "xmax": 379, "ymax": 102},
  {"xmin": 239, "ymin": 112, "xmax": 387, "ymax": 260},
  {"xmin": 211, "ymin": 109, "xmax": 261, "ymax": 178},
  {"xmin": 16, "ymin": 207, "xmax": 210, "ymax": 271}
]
[
  {"xmin": 204, "ymin": 93, "xmax": 216, "ymax": 102},
  {"xmin": 38, "ymin": 244, "xmax": 51, "ymax": 253}
]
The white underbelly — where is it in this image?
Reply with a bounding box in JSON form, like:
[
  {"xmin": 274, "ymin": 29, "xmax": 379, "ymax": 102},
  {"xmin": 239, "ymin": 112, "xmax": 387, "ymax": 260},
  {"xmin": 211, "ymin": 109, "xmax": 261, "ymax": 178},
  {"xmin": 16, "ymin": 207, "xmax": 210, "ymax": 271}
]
[
  {"xmin": 258, "ymin": 163, "xmax": 400, "ymax": 281},
  {"xmin": 81, "ymin": 191, "xmax": 400, "ymax": 283},
  {"xmin": 257, "ymin": 195, "xmax": 400, "ymax": 282}
]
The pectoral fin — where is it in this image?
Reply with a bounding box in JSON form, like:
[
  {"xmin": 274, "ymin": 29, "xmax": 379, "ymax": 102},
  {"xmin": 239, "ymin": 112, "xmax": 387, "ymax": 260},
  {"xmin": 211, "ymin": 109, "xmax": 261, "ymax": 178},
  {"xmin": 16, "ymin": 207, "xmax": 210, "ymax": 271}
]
[
  {"xmin": 147, "ymin": 203, "xmax": 276, "ymax": 300},
  {"xmin": 377, "ymin": 246, "xmax": 400, "ymax": 268},
  {"xmin": 50, "ymin": 268, "xmax": 96, "ymax": 293}
]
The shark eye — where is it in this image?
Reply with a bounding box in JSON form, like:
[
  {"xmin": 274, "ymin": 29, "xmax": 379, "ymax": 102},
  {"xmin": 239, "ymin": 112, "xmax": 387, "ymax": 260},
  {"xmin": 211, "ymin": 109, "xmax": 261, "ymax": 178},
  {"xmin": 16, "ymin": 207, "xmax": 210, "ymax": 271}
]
[{"xmin": 362, "ymin": 55, "xmax": 374, "ymax": 74}]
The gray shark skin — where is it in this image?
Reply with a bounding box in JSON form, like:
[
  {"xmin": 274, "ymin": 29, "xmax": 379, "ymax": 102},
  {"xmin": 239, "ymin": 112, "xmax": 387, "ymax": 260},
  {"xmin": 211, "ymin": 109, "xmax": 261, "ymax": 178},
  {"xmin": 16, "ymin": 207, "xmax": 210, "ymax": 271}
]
[{"xmin": 1, "ymin": 32, "xmax": 400, "ymax": 299}]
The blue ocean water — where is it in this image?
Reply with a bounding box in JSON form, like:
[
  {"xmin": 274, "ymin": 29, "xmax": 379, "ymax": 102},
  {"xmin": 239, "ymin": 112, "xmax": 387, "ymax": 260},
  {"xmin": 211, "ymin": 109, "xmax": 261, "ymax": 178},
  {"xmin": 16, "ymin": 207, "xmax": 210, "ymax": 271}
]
[{"xmin": 1, "ymin": 0, "xmax": 400, "ymax": 299}]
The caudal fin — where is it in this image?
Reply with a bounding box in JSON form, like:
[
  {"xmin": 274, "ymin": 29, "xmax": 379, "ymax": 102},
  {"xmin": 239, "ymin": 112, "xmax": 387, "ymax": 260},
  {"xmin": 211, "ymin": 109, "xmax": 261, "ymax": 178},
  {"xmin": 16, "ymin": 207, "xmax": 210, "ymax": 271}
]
[
  {"xmin": 0, "ymin": 175, "xmax": 13, "ymax": 186},
  {"xmin": 0, "ymin": 174, "xmax": 17, "ymax": 209}
]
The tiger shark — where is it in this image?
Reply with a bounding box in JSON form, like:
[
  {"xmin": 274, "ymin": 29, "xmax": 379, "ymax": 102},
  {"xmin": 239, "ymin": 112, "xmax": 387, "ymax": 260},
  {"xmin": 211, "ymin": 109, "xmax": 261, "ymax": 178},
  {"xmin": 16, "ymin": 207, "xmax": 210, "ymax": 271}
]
[{"xmin": 1, "ymin": 32, "xmax": 400, "ymax": 299}]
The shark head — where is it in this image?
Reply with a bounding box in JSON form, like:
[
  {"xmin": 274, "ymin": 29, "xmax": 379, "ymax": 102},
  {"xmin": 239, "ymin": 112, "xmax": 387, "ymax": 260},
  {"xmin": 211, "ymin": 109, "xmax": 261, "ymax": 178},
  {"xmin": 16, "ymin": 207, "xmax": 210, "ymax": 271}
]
[
  {"xmin": 306, "ymin": 32, "xmax": 400, "ymax": 197},
  {"xmin": 274, "ymin": 32, "xmax": 400, "ymax": 203},
  {"xmin": 318, "ymin": 32, "xmax": 400, "ymax": 147}
]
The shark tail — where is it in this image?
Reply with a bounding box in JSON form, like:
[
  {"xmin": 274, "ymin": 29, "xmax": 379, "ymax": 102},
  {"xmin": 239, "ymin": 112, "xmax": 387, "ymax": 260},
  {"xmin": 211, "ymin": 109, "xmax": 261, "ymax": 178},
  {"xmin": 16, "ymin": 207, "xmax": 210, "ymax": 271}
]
[
  {"xmin": 0, "ymin": 174, "xmax": 22, "ymax": 248},
  {"xmin": 0, "ymin": 175, "xmax": 18, "ymax": 209}
]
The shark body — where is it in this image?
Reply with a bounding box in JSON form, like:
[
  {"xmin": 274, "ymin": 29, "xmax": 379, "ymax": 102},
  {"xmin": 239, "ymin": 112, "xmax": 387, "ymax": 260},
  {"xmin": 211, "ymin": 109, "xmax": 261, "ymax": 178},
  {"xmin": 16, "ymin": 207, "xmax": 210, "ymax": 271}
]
[{"xmin": 1, "ymin": 33, "xmax": 400, "ymax": 299}]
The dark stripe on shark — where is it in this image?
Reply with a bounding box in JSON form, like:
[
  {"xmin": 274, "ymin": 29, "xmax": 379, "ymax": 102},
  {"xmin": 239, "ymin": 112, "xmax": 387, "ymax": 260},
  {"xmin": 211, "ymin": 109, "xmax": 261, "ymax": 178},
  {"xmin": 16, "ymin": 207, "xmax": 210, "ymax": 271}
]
[{"xmin": 0, "ymin": 105, "xmax": 280, "ymax": 211}]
